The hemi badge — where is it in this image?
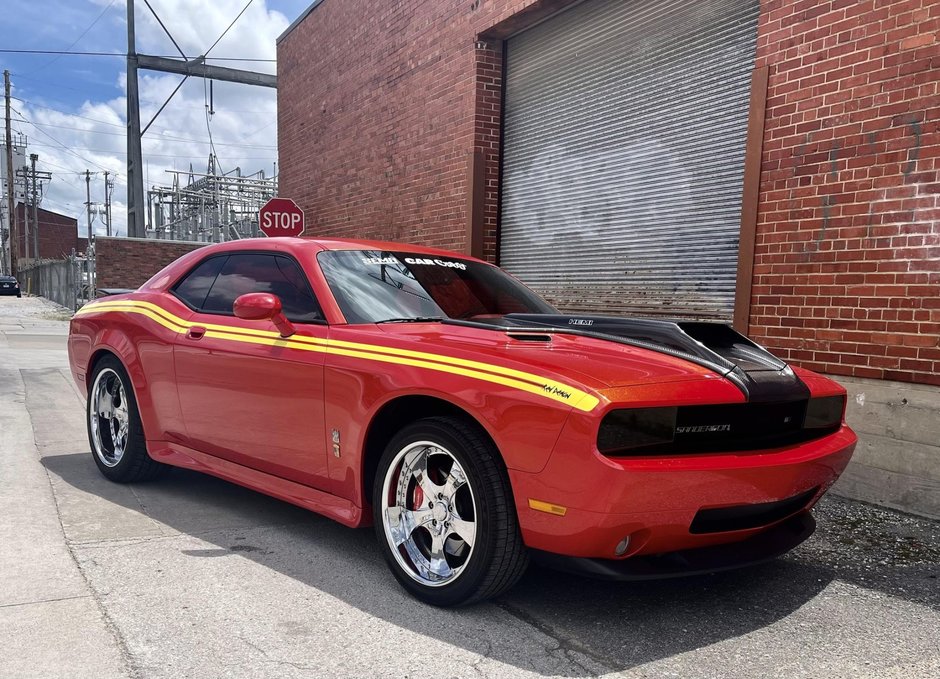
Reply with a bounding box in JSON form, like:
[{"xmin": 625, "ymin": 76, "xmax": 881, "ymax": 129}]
[{"xmin": 528, "ymin": 499, "xmax": 567, "ymax": 516}]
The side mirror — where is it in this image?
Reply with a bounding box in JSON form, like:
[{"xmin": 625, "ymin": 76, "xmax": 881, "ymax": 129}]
[{"xmin": 233, "ymin": 292, "xmax": 295, "ymax": 338}]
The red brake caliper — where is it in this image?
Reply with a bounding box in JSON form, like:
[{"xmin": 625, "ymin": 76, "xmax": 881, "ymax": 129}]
[{"xmin": 412, "ymin": 482, "xmax": 425, "ymax": 510}]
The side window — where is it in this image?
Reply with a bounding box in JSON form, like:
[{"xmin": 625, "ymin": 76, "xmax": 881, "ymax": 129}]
[
  {"xmin": 202, "ymin": 253, "xmax": 323, "ymax": 322},
  {"xmin": 173, "ymin": 256, "xmax": 227, "ymax": 309}
]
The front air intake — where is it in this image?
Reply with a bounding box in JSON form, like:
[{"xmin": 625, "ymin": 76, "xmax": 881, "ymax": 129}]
[{"xmin": 689, "ymin": 487, "xmax": 819, "ymax": 534}]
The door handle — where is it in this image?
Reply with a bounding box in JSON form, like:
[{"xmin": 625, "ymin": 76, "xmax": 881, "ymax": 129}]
[{"xmin": 187, "ymin": 326, "xmax": 206, "ymax": 340}]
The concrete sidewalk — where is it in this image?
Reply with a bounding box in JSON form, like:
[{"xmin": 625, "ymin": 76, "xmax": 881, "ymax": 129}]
[{"xmin": 0, "ymin": 297, "xmax": 129, "ymax": 678}]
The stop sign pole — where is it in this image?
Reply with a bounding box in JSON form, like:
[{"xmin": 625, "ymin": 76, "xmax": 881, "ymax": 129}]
[{"xmin": 259, "ymin": 198, "xmax": 305, "ymax": 237}]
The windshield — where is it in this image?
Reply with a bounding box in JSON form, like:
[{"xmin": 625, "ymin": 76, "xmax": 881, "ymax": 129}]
[{"xmin": 317, "ymin": 250, "xmax": 556, "ymax": 323}]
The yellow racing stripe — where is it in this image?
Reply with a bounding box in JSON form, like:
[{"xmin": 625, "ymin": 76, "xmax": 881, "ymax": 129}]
[{"xmin": 76, "ymin": 299, "xmax": 600, "ymax": 411}]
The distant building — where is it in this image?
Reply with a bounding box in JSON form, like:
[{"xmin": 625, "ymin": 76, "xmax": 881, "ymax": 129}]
[{"xmin": 14, "ymin": 203, "xmax": 87, "ymax": 261}]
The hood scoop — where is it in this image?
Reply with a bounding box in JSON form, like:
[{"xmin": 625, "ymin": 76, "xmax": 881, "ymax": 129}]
[
  {"xmin": 506, "ymin": 332, "xmax": 553, "ymax": 343},
  {"xmin": 491, "ymin": 314, "xmax": 809, "ymax": 403}
]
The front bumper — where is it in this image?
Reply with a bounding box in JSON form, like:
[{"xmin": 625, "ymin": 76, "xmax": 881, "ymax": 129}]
[
  {"xmin": 510, "ymin": 424, "xmax": 856, "ymax": 561},
  {"xmin": 529, "ymin": 511, "xmax": 815, "ymax": 580}
]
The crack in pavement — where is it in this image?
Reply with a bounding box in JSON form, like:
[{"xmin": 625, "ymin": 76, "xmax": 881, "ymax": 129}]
[
  {"xmin": 238, "ymin": 633, "xmax": 320, "ymax": 673},
  {"xmin": 494, "ymin": 600, "xmax": 617, "ymax": 675},
  {"xmin": 0, "ymin": 594, "xmax": 92, "ymax": 609}
]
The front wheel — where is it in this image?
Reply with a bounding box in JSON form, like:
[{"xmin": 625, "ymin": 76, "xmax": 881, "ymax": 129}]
[
  {"xmin": 87, "ymin": 356, "xmax": 167, "ymax": 482},
  {"xmin": 373, "ymin": 416, "xmax": 528, "ymax": 606}
]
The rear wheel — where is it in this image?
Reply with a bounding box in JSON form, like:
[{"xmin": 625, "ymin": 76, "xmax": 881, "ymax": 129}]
[
  {"xmin": 373, "ymin": 416, "xmax": 528, "ymax": 606},
  {"xmin": 87, "ymin": 356, "xmax": 167, "ymax": 482}
]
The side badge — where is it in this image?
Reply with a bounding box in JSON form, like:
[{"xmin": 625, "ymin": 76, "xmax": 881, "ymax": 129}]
[{"xmin": 331, "ymin": 429, "xmax": 341, "ymax": 458}]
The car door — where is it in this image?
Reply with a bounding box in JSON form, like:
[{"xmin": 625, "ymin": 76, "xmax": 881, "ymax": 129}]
[{"xmin": 171, "ymin": 251, "xmax": 330, "ymax": 490}]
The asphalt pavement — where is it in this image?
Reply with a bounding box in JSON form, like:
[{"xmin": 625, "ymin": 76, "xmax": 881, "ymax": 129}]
[{"xmin": 1, "ymin": 295, "xmax": 938, "ymax": 679}]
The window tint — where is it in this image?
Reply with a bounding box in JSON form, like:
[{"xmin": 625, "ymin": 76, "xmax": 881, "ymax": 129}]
[
  {"xmin": 173, "ymin": 256, "xmax": 226, "ymax": 309},
  {"xmin": 317, "ymin": 250, "xmax": 556, "ymax": 323},
  {"xmin": 200, "ymin": 253, "xmax": 322, "ymax": 322}
]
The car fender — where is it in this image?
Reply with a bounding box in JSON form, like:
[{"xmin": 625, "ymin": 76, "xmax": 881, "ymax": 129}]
[
  {"xmin": 81, "ymin": 319, "xmax": 185, "ymax": 445},
  {"xmin": 323, "ymin": 364, "xmax": 576, "ymax": 509}
]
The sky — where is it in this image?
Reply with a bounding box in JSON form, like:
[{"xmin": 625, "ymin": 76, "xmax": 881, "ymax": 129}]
[{"xmin": 0, "ymin": 0, "xmax": 312, "ymax": 236}]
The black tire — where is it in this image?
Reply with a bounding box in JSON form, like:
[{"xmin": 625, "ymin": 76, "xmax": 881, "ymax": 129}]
[
  {"xmin": 86, "ymin": 355, "xmax": 167, "ymax": 482},
  {"xmin": 372, "ymin": 416, "xmax": 528, "ymax": 606}
]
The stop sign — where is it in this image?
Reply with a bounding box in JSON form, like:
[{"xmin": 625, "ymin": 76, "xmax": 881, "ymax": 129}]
[{"xmin": 259, "ymin": 198, "xmax": 305, "ymax": 237}]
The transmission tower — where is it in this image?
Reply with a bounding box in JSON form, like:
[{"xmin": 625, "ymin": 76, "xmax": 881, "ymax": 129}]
[{"xmin": 126, "ymin": 0, "xmax": 277, "ymax": 238}]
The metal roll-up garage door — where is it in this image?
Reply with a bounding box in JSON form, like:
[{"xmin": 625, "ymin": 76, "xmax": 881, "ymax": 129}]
[{"xmin": 499, "ymin": 0, "xmax": 760, "ymax": 320}]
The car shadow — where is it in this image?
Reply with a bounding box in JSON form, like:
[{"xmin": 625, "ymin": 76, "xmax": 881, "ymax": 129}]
[{"xmin": 40, "ymin": 452, "xmax": 939, "ymax": 675}]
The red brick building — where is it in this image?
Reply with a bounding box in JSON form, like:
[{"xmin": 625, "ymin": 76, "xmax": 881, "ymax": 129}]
[
  {"xmin": 14, "ymin": 203, "xmax": 87, "ymax": 260},
  {"xmin": 278, "ymin": 0, "xmax": 939, "ymax": 516}
]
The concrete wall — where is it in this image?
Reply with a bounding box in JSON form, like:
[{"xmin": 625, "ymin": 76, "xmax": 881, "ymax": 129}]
[
  {"xmin": 832, "ymin": 375, "xmax": 940, "ymax": 520},
  {"xmin": 95, "ymin": 237, "xmax": 206, "ymax": 290}
]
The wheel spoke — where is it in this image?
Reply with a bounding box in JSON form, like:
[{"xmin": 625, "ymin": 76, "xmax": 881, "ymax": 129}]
[
  {"xmin": 427, "ymin": 531, "xmax": 452, "ymax": 579},
  {"xmin": 96, "ymin": 384, "xmax": 113, "ymax": 419},
  {"xmin": 404, "ymin": 445, "xmax": 438, "ymax": 501},
  {"xmin": 448, "ymin": 517, "xmax": 475, "ymax": 547},
  {"xmin": 385, "ymin": 506, "xmax": 433, "ymax": 547},
  {"xmin": 441, "ymin": 465, "xmax": 467, "ymax": 499}
]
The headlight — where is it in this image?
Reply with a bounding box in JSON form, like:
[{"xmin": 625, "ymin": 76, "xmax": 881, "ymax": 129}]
[
  {"xmin": 804, "ymin": 395, "xmax": 845, "ymax": 430},
  {"xmin": 597, "ymin": 407, "xmax": 677, "ymax": 455}
]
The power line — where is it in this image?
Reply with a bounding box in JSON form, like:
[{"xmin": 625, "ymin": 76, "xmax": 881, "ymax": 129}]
[
  {"xmin": 27, "ymin": 142, "xmax": 275, "ymax": 161},
  {"xmin": 10, "ymin": 106, "xmax": 118, "ymax": 175},
  {"xmin": 12, "ymin": 96, "xmax": 125, "ymax": 128},
  {"xmin": 19, "ymin": 117, "xmax": 277, "ymax": 149},
  {"xmin": 21, "ymin": 0, "xmax": 118, "ymax": 76},
  {"xmin": 13, "ymin": 95, "xmax": 274, "ymax": 130},
  {"xmin": 1, "ymin": 49, "xmax": 275, "ymax": 62},
  {"xmin": 205, "ymin": 0, "xmax": 255, "ymax": 57}
]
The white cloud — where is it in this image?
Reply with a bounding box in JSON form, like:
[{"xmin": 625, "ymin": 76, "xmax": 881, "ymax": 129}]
[{"xmin": 11, "ymin": 0, "xmax": 289, "ymax": 237}]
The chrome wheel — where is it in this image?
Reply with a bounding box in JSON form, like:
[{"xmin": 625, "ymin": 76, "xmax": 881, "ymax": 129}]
[
  {"xmin": 381, "ymin": 440, "xmax": 478, "ymax": 587},
  {"xmin": 89, "ymin": 368, "xmax": 130, "ymax": 468}
]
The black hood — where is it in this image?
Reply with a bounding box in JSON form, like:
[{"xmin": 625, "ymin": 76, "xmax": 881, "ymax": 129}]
[{"xmin": 463, "ymin": 314, "xmax": 810, "ymax": 403}]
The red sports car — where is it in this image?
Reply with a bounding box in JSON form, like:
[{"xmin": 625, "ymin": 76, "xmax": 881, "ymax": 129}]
[{"xmin": 69, "ymin": 238, "xmax": 856, "ymax": 606}]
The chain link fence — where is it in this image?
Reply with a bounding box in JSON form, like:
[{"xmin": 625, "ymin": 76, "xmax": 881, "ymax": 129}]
[{"xmin": 18, "ymin": 256, "xmax": 88, "ymax": 311}]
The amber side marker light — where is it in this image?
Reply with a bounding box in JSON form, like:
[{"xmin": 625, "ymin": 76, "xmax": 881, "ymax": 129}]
[{"xmin": 528, "ymin": 499, "xmax": 567, "ymax": 516}]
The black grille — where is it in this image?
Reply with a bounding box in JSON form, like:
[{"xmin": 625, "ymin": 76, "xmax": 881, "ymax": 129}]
[
  {"xmin": 673, "ymin": 400, "xmax": 809, "ymax": 452},
  {"xmin": 689, "ymin": 487, "xmax": 819, "ymax": 534},
  {"xmin": 599, "ymin": 397, "xmax": 843, "ymax": 457}
]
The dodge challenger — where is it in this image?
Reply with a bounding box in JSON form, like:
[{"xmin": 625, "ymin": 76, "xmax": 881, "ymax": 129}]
[{"xmin": 68, "ymin": 238, "xmax": 857, "ymax": 606}]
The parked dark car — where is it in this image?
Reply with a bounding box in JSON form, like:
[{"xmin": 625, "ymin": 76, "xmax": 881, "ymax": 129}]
[{"xmin": 0, "ymin": 275, "xmax": 21, "ymax": 297}]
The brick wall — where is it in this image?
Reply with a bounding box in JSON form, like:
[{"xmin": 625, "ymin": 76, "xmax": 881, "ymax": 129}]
[
  {"xmin": 748, "ymin": 0, "xmax": 940, "ymax": 387},
  {"xmin": 277, "ymin": 0, "xmax": 579, "ymax": 258},
  {"xmin": 14, "ymin": 203, "xmax": 86, "ymax": 260},
  {"xmin": 95, "ymin": 237, "xmax": 207, "ymax": 290},
  {"xmin": 278, "ymin": 0, "xmax": 939, "ymax": 387}
]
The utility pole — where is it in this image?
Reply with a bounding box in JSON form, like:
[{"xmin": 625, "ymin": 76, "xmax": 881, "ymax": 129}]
[
  {"xmin": 125, "ymin": 0, "xmax": 277, "ymax": 239},
  {"xmin": 85, "ymin": 170, "xmax": 94, "ymax": 294},
  {"xmin": 103, "ymin": 170, "xmax": 111, "ymax": 236},
  {"xmin": 18, "ymin": 166, "xmax": 29, "ymax": 262},
  {"xmin": 30, "ymin": 154, "xmax": 38, "ymax": 261},
  {"xmin": 4, "ymin": 70, "xmax": 17, "ymax": 280},
  {"xmin": 126, "ymin": 0, "xmax": 145, "ymax": 238}
]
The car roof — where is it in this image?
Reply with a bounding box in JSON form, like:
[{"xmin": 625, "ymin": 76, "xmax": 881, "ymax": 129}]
[{"xmin": 187, "ymin": 237, "xmax": 487, "ymax": 263}]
